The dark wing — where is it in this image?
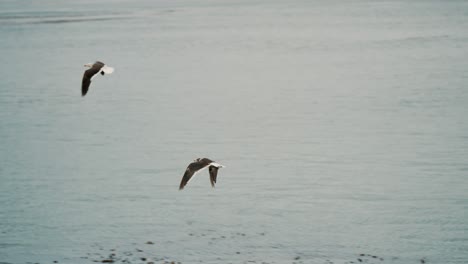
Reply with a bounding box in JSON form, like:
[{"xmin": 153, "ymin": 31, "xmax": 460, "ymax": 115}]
[
  {"xmin": 179, "ymin": 159, "xmax": 212, "ymax": 190},
  {"xmin": 81, "ymin": 62, "xmax": 105, "ymax": 96},
  {"xmin": 208, "ymin": 166, "xmax": 219, "ymax": 187},
  {"xmin": 81, "ymin": 70, "xmax": 92, "ymax": 96}
]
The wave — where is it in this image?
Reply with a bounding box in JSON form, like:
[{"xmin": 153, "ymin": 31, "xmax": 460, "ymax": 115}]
[
  {"xmin": 34, "ymin": 16, "xmax": 130, "ymax": 24},
  {"xmin": 0, "ymin": 11, "xmax": 134, "ymax": 25}
]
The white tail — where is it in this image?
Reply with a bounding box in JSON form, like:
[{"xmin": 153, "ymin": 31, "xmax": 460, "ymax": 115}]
[
  {"xmin": 102, "ymin": 65, "xmax": 114, "ymax": 74},
  {"xmin": 210, "ymin": 162, "xmax": 225, "ymax": 168}
]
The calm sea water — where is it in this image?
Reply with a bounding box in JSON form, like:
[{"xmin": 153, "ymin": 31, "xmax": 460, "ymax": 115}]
[{"xmin": 1, "ymin": 1, "xmax": 467, "ymax": 263}]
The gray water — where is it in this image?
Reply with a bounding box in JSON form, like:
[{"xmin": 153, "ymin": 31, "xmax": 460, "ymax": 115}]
[{"xmin": 1, "ymin": 1, "xmax": 467, "ymax": 263}]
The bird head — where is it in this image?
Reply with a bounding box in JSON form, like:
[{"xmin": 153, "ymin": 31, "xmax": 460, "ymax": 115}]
[{"xmin": 83, "ymin": 63, "xmax": 93, "ymax": 68}]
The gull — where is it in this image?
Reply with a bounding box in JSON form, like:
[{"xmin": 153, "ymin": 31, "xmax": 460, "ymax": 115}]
[
  {"xmin": 82, "ymin": 61, "xmax": 114, "ymax": 96},
  {"xmin": 179, "ymin": 158, "xmax": 225, "ymax": 190}
]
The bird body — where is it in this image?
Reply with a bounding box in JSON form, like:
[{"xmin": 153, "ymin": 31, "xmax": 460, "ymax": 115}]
[
  {"xmin": 179, "ymin": 158, "xmax": 225, "ymax": 190},
  {"xmin": 82, "ymin": 61, "xmax": 114, "ymax": 96}
]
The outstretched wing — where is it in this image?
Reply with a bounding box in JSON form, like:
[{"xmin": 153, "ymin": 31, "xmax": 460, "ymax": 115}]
[
  {"xmin": 208, "ymin": 166, "xmax": 219, "ymax": 187},
  {"xmin": 179, "ymin": 169, "xmax": 195, "ymax": 190},
  {"xmin": 81, "ymin": 72, "xmax": 92, "ymax": 96},
  {"xmin": 81, "ymin": 62, "xmax": 104, "ymax": 96},
  {"xmin": 179, "ymin": 159, "xmax": 211, "ymax": 190}
]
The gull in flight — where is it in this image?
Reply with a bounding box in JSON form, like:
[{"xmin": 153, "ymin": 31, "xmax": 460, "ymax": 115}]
[
  {"xmin": 82, "ymin": 61, "xmax": 114, "ymax": 96},
  {"xmin": 179, "ymin": 158, "xmax": 225, "ymax": 190}
]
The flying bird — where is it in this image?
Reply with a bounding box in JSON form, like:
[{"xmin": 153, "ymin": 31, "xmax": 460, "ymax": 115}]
[
  {"xmin": 82, "ymin": 61, "xmax": 114, "ymax": 96},
  {"xmin": 179, "ymin": 158, "xmax": 225, "ymax": 190}
]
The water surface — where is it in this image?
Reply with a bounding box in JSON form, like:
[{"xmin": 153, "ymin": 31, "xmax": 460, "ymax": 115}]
[{"xmin": 1, "ymin": 0, "xmax": 467, "ymax": 263}]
